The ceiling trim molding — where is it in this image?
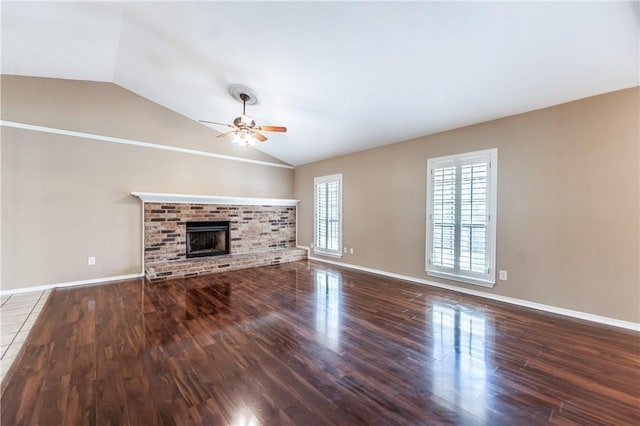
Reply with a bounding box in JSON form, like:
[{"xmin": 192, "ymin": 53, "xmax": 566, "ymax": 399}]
[
  {"xmin": 0, "ymin": 120, "xmax": 294, "ymax": 170},
  {"xmin": 131, "ymin": 192, "xmax": 300, "ymax": 206}
]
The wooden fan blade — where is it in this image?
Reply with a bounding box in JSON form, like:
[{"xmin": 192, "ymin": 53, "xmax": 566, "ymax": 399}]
[
  {"xmin": 216, "ymin": 131, "xmax": 235, "ymax": 139},
  {"xmin": 199, "ymin": 120, "xmax": 235, "ymax": 129},
  {"xmin": 257, "ymin": 125, "xmax": 287, "ymax": 133},
  {"xmin": 252, "ymin": 131, "xmax": 268, "ymax": 142}
]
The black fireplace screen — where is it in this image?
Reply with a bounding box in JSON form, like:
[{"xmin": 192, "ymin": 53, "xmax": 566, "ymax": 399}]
[{"xmin": 186, "ymin": 221, "xmax": 230, "ymax": 258}]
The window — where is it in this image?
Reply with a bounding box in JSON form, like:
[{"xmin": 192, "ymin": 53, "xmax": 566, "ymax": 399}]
[
  {"xmin": 314, "ymin": 174, "xmax": 342, "ymax": 257},
  {"xmin": 426, "ymin": 149, "xmax": 497, "ymax": 287}
]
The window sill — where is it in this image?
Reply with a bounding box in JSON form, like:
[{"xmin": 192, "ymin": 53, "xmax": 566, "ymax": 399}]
[
  {"xmin": 426, "ymin": 270, "xmax": 495, "ymax": 288},
  {"xmin": 313, "ymin": 250, "xmax": 343, "ymax": 259}
]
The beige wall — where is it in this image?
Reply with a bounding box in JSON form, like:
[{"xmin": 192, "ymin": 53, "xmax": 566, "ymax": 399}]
[
  {"xmin": 3, "ymin": 75, "xmax": 638, "ymax": 323},
  {"xmin": 295, "ymin": 88, "xmax": 640, "ymax": 323},
  {"xmin": 1, "ymin": 76, "xmax": 294, "ymax": 290}
]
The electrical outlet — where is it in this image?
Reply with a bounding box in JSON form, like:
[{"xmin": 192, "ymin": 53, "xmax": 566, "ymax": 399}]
[
  {"xmin": 310, "ymin": 242, "xmax": 314, "ymax": 249},
  {"xmin": 499, "ymin": 270, "xmax": 507, "ymax": 280},
  {"xmin": 88, "ymin": 256, "xmax": 96, "ymax": 266},
  {"xmin": 343, "ymin": 247, "xmax": 347, "ymax": 254},
  {"xmin": 350, "ymin": 248, "xmax": 354, "ymax": 255}
]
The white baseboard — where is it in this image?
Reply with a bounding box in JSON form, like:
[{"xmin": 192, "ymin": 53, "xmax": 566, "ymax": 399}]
[
  {"xmin": 297, "ymin": 246, "xmax": 640, "ymax": 332},
  {"xmin": 0, "ymin": 273, "xmax": 144, "ymax": 296}
]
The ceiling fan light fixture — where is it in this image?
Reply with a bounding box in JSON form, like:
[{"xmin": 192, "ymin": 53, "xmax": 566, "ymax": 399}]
[{"xmin": 232, "ymin": 131, "xmax": 257, "ymax": 147}]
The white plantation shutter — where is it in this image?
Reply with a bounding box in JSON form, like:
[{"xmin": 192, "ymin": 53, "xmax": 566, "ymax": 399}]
[
  {"xmin": 316, "ymin": 183, "xmax": 328, "ymax": 248},
  {"xmin": 460, "ymin": 161, "xmax": 488, "ymax": 274},
  {"xmin": 314, "ymin": 174, "xmax": 342, "ymax": 256},
  {"xmin": 431, "ymin": 165, "xmax": 457, "ymax": 269},
  {"xmin": 426, "ymin": 149, "xmax": 497, "ymax": 286}
]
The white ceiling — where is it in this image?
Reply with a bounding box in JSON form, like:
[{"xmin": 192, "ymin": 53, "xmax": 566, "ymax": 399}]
[{"xmin": 2, "ymin": 1, "xmax": 638, "ymax": 166}]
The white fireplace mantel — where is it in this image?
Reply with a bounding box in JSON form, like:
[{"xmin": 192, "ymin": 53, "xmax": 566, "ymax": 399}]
[{"xmin": 131, "ymin": 192, "xmax": 300, "ymax": 206}]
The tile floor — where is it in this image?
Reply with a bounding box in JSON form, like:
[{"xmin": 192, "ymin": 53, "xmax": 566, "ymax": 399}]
[{"xmin": 0, "ymin": 289, "xmax": 51, "ymax": 384}]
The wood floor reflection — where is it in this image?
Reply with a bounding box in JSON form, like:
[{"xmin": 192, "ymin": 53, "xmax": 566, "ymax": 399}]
[{"xmin": 2, "ymin": 260, "xmax": 639, "ymax": 425}]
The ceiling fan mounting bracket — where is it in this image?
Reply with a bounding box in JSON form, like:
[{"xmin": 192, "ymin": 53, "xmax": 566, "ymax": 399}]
[{"xmin": 227, "ymin": 84, "xmax": 259, "ymax": 105}]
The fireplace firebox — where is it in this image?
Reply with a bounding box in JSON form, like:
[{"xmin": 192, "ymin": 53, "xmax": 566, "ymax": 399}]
[{"xmin": 186, "ymin": 221, "xmax": 230, "ymax": 258}]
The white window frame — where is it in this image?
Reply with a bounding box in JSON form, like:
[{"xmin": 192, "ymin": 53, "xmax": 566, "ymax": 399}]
[
  {"xmin": 314, "ymin": 174, "xmax": 343, "ymax": 258},
  {"xmin": 425, "ymin": 148, "xmax": 497, "ymax": 287}
]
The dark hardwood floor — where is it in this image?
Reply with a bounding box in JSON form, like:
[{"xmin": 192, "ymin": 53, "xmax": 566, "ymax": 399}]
[{"xmin": 1, "ymin": 260, "xmax": 639, "ymax": 425}]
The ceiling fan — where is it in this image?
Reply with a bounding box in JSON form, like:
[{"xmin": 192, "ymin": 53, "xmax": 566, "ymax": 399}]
[{"xmin": 200, "ymin": 85, "xmax": 286, "ymax": 146}]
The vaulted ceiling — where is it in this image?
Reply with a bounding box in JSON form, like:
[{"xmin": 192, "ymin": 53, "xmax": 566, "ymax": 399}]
[{"xmin": 2, "ymin": 1, "xmax": 638, "ymax": 166}]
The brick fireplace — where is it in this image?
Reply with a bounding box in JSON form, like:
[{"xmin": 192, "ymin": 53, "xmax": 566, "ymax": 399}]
[{"xmin": 132, "ymin": 193, "xmax": 307, "ymax": 281}]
